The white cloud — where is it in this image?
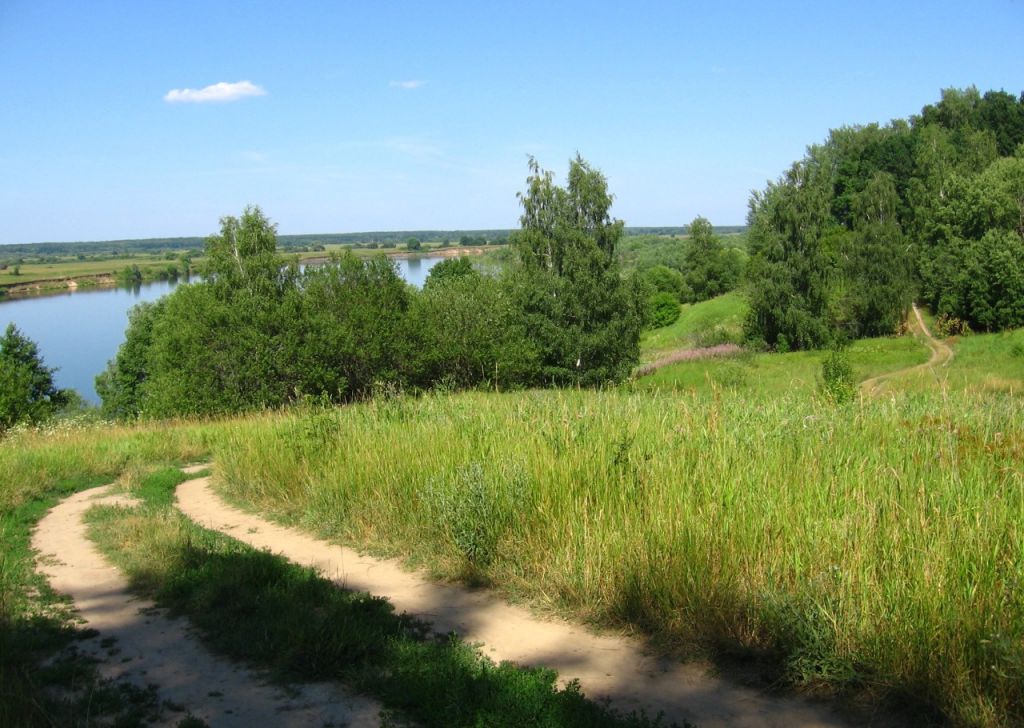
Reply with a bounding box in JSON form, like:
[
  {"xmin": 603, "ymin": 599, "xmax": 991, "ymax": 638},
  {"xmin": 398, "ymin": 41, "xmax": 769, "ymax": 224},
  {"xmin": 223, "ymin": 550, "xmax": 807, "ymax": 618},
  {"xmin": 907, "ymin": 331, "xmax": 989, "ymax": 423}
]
[
  {"xmin": 389, "ymin": 80, "xmax": 426, "ymax": 90},
  {"xmin": 164, "ymin": 80, "xmax": 267, "ymax": 104}
]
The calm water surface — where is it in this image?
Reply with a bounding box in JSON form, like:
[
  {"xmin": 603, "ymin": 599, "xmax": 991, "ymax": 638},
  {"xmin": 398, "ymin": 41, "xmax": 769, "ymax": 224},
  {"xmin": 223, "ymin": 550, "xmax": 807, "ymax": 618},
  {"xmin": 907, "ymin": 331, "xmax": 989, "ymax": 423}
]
[{"xmin": 0, "ymin": 255, "xmax": 445, "ymax": 404}]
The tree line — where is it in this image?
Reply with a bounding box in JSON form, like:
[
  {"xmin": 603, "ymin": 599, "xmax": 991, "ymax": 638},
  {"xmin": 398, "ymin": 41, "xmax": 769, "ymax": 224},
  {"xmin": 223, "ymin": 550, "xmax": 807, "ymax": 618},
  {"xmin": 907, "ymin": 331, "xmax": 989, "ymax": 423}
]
[
  {"xmin": 96, "ymin": 157, "xmax": 644, "ymax": 419},
  {"xmin": 745, "ymin": 86, "xmax": 1024, "ymax": 349}
]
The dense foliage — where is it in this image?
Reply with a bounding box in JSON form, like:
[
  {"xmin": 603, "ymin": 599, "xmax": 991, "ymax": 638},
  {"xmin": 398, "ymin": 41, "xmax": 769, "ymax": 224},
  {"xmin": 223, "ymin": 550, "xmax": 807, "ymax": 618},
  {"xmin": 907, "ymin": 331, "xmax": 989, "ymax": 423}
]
[
  {"xmin": 616, "ymin": 221, "xmax": 745, "ymax": 334},
  {"xmin": 0, "ymin": 325, "xmax": 68, "ymax": 432},
  {"xmin": 99, "ymin": 159, "xmax": 641, "ymax": 417},
  {"xmin": 745, "ymin": 86, "xmax": 1024, "ymax": 349},
  {"xmin": 506, "ymin": 156, "xmax": 641, "ymax": 385}
]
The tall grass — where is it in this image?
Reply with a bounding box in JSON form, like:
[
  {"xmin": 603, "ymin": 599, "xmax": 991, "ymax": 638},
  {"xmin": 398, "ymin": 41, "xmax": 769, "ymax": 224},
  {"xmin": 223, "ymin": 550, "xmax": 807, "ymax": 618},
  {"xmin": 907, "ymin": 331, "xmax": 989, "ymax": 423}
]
[
  {"xmin": 86, "ymin": 470, "xmax": 673, "ymax": 728},
  {"xmin": 214, "ymin": 388, "xmax": 1024, "ymax": 727},
  {"xmin": 0, "ymin": 419, "xmax": 214, "ymax": 726}
]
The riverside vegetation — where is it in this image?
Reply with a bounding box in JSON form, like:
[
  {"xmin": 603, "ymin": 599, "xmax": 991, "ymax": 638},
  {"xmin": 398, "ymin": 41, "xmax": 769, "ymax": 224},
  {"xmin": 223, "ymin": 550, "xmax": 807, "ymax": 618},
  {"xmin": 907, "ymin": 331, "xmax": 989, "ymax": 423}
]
[
  {"xmin": 2, "ymin": 341, "xmax": 1022, "ymax": 725},
  {"xmin": 2, "ymin": 88, "xmax": 1024, "ymax": 726}
]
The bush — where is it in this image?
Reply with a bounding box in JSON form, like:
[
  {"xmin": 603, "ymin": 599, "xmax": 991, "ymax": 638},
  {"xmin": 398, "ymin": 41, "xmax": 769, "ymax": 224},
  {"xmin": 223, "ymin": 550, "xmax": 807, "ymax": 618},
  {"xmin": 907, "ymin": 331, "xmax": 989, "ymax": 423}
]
[
  {"xmin": 0, "ymin": 324, "xmax": 69, "ymax": 432},
  {"xmin": 820, "ymin": 347, "xmax": 855, "ymax": 404},
  {"xmin": 645, "ymin": 292, "xmax": 681, "ymax": 329},
  {"xmin": 933, "ymin": 314, "xmax": 971, "ymax": 337}
]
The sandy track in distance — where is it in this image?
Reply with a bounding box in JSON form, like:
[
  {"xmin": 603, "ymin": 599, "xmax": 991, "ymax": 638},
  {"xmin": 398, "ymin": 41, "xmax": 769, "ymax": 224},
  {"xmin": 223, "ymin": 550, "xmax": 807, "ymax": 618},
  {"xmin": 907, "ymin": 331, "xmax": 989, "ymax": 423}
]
[
  {"xmin": 178, "ymin": 474, "xmax": 860, "ymax": 728},
  {"xmin": 32, "ymin": 472, "xmax": 382, "ymax": 727},
  {"xmin": 861, "ymin": 304, "xmax": 953, "ymax": 395}
]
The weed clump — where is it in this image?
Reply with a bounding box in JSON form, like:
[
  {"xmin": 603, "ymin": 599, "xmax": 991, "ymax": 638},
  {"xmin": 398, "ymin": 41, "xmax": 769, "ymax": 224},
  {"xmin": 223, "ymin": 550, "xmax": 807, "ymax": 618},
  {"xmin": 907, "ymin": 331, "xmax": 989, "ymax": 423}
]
[{"xmin": 820, "ymin": 347, "xmax": 855, "ymax": 404}]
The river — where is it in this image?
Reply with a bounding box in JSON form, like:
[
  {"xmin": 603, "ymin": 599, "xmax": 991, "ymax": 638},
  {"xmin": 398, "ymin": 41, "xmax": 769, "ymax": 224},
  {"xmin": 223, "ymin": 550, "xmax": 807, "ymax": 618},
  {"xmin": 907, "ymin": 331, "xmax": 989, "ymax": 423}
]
[{"xmin": 0, "ymin": 255, "xmax": 445, "ymax": 404}]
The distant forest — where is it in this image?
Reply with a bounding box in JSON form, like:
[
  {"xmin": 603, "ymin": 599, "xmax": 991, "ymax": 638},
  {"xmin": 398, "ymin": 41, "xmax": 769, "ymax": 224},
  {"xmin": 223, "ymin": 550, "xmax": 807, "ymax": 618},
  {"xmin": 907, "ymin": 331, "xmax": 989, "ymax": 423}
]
[{"xmin": 0, "ymin": 226, "xmax": 746, "ymax": 258}]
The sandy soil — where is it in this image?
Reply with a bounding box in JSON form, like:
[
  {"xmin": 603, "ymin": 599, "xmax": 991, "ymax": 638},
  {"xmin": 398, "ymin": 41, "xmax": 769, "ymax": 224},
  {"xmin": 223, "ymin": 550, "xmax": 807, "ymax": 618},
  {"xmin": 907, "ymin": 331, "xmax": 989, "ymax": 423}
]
[
  {"xmin": 32, "ymin": 473, "xmax": 382, "ymax": 727},
  {"xmin": 861, "ymin": 304, "xmax": 954, "ymax": 394},
  {"xmin": 178, "ymin": 475, "xmax": 860, "ymax": 728}
]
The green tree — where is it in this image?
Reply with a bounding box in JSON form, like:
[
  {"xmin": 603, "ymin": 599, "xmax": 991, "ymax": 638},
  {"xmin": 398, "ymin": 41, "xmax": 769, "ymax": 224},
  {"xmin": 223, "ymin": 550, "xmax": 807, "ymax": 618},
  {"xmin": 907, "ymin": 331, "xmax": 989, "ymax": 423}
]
[
  {"xmin": 0, "ymin": 324, "xmax": 68, "ymax": 431},
  {"xmin": 646, "ymin": 291, "xmax": 681, "ymax": 328},
  {"xmin": 684, "ymin": 216, "xmax": 742, "ymax": 302},
  {"xmin": 744, "ymin": 152, "xmax": 837, "ymax": 350},
  {"xmin": 104, "ymin": 206, "xmax": 297, "ymax": 418},
  {"xmin": 95, "ymin": 300, "xmax": 166, "ymax": 419},
  {"xmin": 424, "ymin": 256, "xmax": 477, "ymax": 289},
  {"xmin": 405, "ymin": 237, "xmax": 422, "ymax": 251},
  {"xmin": 641, "ymin": 264, "xmax": 689, "ymax": 302},
  {"xmin": 508, "ymin": 156, "xmax": 641, "ymax": 385},
  {"xmin": 203, "ymin": 205, "xmax": 287, "ymax": 299},
  {"xmin": 839, "ymin": 172, "xmax": 912, "ymax": 337},
  {"xmin": 407, "ymin": 273, "xmax": 537, "ymax": 389},
  {"xmin": 280, "ymin": 254, "xmax": 412, "ymax": 400}
]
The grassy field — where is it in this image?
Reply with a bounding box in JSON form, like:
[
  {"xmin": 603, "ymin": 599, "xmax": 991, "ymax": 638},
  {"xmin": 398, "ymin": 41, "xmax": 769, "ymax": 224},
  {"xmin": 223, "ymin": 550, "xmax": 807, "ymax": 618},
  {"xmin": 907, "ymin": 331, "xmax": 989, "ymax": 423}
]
[
  {"xmin": 635, "ymin": 335, "xmax": 931, "ymax": 397},
  {"xmin": 0, "ymin": 253, "xmax": 193, "ymax": 290},
  {"xmin": 639, "ymin": 291, "xmax": 747, "ymax": 362},
  {"xmin": 86, "ymin": 470, "xmax": 669, "ymax": 728},
  {"xmin": 635, "ymin": 291, "xmax": 935, "ymax": 396},
  {"xmin": 898, "ymin": 328, "xmax": 1024, "ymax": 394},
  {"xmin": 2, "ymin": 322, "xmax": 1023, "ymax": 726},
  {"xmin": 208, "ymin": 377, "xmax": 1023, "ymax": 727}
]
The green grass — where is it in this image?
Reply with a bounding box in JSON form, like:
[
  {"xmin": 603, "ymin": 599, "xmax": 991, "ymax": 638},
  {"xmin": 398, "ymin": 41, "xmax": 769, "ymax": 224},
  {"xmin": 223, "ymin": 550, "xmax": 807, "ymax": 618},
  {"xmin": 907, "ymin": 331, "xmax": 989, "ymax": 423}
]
[
  {"xmin": 211, "ymin": 383, "xmax": 1024, "ymax": 728},
  {"xmin": 911, "ymin": 328, "xmax": 1024, "ymax": 394},
  {"xmin": 0, "ymin": 254, "xmax": 197, "ymax": 289},
  {"xmin": 636, "ymin": 333, "xmax": 930, "ymax": 397},
  {"xmin": 3, "ymin": 321, "xmax": 1022, "ymax": 727},
  {"xmin": 640, "ymin": 292, "xmax": 747, "ymax": 362},
  {"xmin": 0, "ymin": 420, "xmax": 213, "ymax": 726},
  {"xmin": 87, "ymin": 470, "xmax": 675, "ymax": 728}
]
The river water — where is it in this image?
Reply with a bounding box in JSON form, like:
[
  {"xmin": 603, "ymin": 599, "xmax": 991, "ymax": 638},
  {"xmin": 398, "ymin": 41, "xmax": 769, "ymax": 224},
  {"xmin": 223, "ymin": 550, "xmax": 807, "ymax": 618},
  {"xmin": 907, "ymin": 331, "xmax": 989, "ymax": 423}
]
[{"xmin": 0, "ymin": 255, "xmax": 445, "ymax": 404}]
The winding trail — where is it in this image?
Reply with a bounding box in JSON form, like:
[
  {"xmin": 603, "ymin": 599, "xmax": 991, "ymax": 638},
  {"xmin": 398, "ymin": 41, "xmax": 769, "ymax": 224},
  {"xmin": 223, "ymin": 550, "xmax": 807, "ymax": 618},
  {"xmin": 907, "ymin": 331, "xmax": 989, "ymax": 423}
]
[
  {"xmin": 32, "ymin": 468, "xmax": 381, "ymax": 727},
  {"xmin": 178, "ymin": 475, "xmax": 859, "ymax": 728},
  {"xmin": 860, "ymin": 304, "xmax": 954, "ymax": 395}
]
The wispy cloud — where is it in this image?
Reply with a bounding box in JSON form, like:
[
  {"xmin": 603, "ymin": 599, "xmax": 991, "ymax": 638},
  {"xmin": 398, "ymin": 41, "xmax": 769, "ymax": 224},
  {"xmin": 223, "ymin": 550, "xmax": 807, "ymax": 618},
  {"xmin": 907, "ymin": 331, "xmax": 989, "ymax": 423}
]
[
  {"xmin": 164, "ymin": 80, "xmax": 267, "ymax": 104},
  {"xmin": 389, "ymin": 80, "xmax": 426, "ymax": 90}
]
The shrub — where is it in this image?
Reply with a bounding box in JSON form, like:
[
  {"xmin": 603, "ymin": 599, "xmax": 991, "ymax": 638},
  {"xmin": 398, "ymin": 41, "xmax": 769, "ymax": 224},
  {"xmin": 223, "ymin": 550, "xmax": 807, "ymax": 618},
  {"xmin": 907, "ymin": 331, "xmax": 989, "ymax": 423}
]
[
  {"xmin": 0, "ymin": 324, "xmax": 69, "ymax": 432},
  {"xmin": 820, "ymin": 347, "xmax": 855, "ymax": 404},
  {"xmin": 933, "ymin": 314, "xmax": 971, "ymax": 337},
  {"xmin": 646, "ymin": 292, "xmax": 681, "ymax": 329}
]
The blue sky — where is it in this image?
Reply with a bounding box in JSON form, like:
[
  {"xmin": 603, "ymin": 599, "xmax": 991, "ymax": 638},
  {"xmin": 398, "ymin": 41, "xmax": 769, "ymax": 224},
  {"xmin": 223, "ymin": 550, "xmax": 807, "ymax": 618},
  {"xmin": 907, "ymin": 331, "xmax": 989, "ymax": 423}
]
[{"xmin": 1, "ymin": 1, "xmax": 1021, "ymax": 243}]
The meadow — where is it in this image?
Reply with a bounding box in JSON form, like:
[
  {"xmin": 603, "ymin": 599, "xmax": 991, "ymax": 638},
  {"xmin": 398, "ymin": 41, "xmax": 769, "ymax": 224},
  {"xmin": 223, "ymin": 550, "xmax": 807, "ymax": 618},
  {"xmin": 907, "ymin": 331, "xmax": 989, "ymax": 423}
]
[
  {"xmin": 638, "ymin": 291, "xmax": 747, "ymax": 362},
  {"xmin": 208, "ymin": 379, "xmax": 1022, "ymax": 727},
  {"xmin": 2, "ymin": 314, "xmax": 1023, "ymax": 726},
  {"xmin": 0, "ymin": 252, "xmax": 193, "ymax": 290}
]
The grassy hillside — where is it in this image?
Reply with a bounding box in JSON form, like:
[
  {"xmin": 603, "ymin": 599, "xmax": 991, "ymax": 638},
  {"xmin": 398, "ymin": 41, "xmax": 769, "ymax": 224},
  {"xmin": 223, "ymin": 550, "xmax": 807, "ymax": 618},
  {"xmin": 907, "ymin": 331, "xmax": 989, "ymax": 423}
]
[
  {"xmin": 210, "ymin": 375, "xmax": 1022, "ymax": 727},
  {"xmin": 2, "ymin": 325, "xmax": 1022, "ymax": 726},
  {"xmin": 639, "ymin": 291, "xmax": 747, "ymax": 362},
  {"xmin": 636, "ymin": 335, "xmax": 930, "ymax": 396}
]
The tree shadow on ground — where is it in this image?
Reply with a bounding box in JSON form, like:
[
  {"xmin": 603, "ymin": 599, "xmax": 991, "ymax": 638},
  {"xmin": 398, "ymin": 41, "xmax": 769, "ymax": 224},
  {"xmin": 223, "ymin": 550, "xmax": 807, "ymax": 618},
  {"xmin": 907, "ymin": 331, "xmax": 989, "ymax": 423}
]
[{"xmin": 140, "ymin": 537, "xmax": 677, "ymax": 728}]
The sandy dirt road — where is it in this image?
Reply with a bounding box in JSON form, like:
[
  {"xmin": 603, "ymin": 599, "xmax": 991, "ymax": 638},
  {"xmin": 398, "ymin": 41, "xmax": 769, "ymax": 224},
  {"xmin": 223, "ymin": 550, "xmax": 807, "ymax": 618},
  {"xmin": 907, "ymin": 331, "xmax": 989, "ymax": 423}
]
[
  {"xmin": 860, "ymin": 304, "xmax": 953, "ymax": 395},
  {"xmin": 178, "ymin": 474, "xmax": 862, "ymax": 728},
  {"xmin": 32, "ymin": 471, "xmax": 382, "ymax": 727}
]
